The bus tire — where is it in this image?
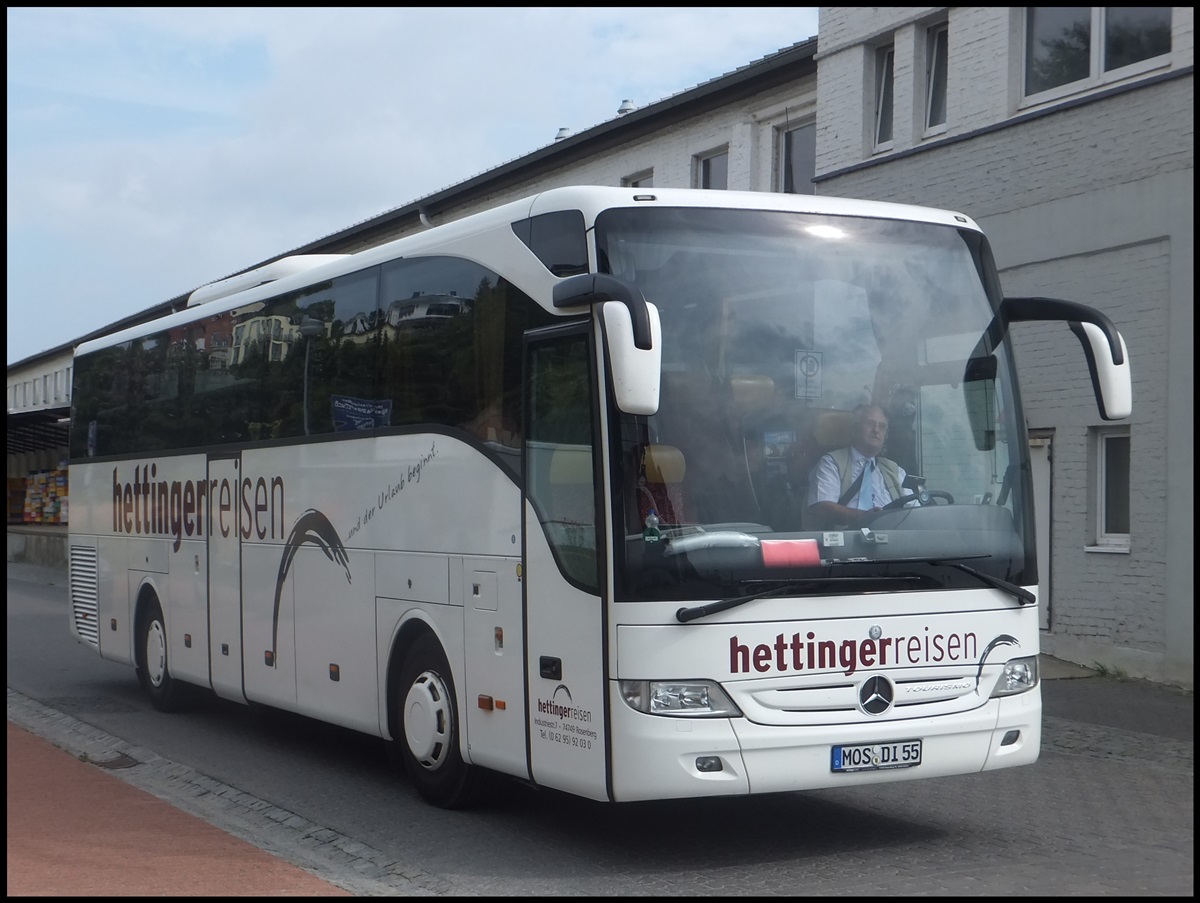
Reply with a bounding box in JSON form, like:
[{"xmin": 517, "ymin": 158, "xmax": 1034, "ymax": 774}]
[
  {"xmin": 136, "ymin": 596, "xmax": 192, "ymax": 713},
  {"xmin": 395, "ymin": 632, "xmax": 487, "ymax": 809}
]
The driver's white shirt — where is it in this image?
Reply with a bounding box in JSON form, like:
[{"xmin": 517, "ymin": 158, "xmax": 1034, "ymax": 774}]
[{"xmin": 806, "ymin": 447, "xmax": 913, "ymax": 509}]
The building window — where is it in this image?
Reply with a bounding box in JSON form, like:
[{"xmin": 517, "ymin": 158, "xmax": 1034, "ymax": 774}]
[
  {"xmin": 778, "ymin": 121, "xmax": 816, "ymax": 194},
  {"xmin": 1024, "ymin": 7, "xmax": 1172, "ymax": 100},
  {"xmin": 695, "ymin": 148, "xmax": 728, "ymax": 190},
  {"xmin": 925, "ymin": 23, "xmax": 949, "ymax": 130},
  {"xmin": 874, "ymin": 44, "xmax": 895, "ymax": 148},
  {"xmin": 1092, "ymin": 428, "xmax": 1131, "ymax": 550},
  {"xmin": 622, "ymin": 170, "xmax": 654, "ymax": 188}
]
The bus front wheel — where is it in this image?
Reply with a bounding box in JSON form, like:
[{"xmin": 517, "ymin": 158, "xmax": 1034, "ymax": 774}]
[
  {"xmin": 394, "ymin": 632, "xmax": 487, "ymax": 809},
  {"xmin": 136, "ymin": 597, "xmax": 191, "ymax": 712}
]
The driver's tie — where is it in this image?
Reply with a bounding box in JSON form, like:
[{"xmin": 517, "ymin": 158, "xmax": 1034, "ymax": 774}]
[{"xmin": 858, "ymin": 459, "xmax": 875, "ymax": 509}]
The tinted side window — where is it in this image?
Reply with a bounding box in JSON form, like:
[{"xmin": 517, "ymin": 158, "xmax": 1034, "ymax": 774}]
[
  {"xmin": 224, "ymin": 266, "xmax": 382, "ymax": 441},
  {"xmin": 512, "ymin": 210, "xmax": 589, "ymax": 277},
  {"xmin": 71, "ymin": 258, "xmax": 556, "ymax": 463},
  {"xmin": 380, "ymin": 256, "xmax": 555, "ymax": 474}
]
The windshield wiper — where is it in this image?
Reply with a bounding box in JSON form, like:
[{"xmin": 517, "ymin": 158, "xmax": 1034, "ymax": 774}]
[
  {"xmin": 821, "ymin": 554, "xmax": 1035, "ymax": 606},
  {"xmin": 925, "ymin": 559, "xmax": 1036, "ymax": 605},
  {"xmin": 675, "ymin": 576, "xmax": 919, "ymax": 623}
]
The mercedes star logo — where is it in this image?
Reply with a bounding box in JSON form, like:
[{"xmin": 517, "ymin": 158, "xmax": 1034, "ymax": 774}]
[{"xmin": 859, "ymin": 675, "xmax": 895, "ymax": 715}]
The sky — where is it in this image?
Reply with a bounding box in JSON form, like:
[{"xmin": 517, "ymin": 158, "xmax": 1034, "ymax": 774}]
[{"xmin": 6, "ymin": 7, "xmax": 821, "ymax": 365}]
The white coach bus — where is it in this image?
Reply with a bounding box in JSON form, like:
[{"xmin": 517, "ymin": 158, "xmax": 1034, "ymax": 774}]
[{"xmin": 67, "ymin": 186, "xmax": 1131, "ymax": 808}]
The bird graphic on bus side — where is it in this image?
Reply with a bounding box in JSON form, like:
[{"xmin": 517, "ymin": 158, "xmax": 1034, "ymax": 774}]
[
  {"xmin": 268, "ymin": 509, "xmax": 351, "ymax": 667},
  {"xmin": 974, "ymin": 634, "xmax": 1020, "ymax": 691}
]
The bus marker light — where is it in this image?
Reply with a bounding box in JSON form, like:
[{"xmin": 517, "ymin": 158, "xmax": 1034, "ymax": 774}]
[
  {"xmin": 495, "ymin": 699, "xmax": 506, "ymax": 710},
  {"xmin": 329, "ymin": 664, "xmax": 340, "ymax": 682},
  {"xmin": 478, "ymin": 695, "xmax": 494, "ymax": 711}
]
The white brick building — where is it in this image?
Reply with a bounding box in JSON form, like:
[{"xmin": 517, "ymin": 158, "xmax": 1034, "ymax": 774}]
[{"xmin": 812, "ymin": 7, "xmax": 1192, "ymax": 687}]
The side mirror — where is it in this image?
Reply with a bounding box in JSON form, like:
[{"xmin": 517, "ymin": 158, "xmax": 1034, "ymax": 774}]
[
  {"xmin": 1068, "ymin": 321, "xmax": 1131, "ymax": 420},
  {"xmin": 1002, "ymin": 297, "xmax": 1132, "ymax": 420},
  {"xmin": 553, "ymin": 273, "xmax": 661, "ymax": 415},
  {"xmin": 602, "ymin": 300, "xmax": 661, "ymax": 415},
  {"xmin": 962, "ymin": 354, "xmax": 999, "ymax": 450}
]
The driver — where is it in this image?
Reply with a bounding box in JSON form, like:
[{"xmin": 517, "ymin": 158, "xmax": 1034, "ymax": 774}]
[{"xmin": 806, "ymin": 403, "xmax": 912, "ymax": 529}]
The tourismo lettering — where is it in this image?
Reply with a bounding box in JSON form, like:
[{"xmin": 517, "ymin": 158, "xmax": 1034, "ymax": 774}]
[
  {"xmin": 111, "ymin": 462, "xmax": 286, "ymax": 552},
  {"xmin": 729, "ymin": 628, "xmax": 979, "ymax": 676}
]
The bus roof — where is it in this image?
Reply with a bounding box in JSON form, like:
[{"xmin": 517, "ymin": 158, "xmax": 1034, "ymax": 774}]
[
  {"xmin": 75, "ymin": 186, "xmax": 981, "ymax": 357},
  {"xmin": 525, "ymin": 185, "xmax": 980, "ymax": 232}
]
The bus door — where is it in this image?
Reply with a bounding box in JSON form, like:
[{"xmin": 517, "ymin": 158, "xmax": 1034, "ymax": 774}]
[
  {"xmin": 207, "ymin": 453, "xmax": 247, "ymax": 703},
  {"xmin": 522, "ymin": 326, "xmax": 611, "ymax": 801}
]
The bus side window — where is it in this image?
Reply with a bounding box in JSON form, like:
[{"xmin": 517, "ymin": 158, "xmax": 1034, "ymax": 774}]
[{"xmin": 527, "ymin": 337, "xmax": 599, "ymax": 590}]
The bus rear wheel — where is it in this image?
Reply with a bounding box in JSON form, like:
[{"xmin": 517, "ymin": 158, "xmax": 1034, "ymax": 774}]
[
  {"xmin": 394, "ymin": 632, "xmax": 488, "ymax": 809},
  {"xmin": 136, "ymin": 597, "xmax": 192, "ymax": 712}
]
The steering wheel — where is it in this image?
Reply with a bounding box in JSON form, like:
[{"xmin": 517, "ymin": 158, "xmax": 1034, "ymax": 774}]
[{"xmin": 878, "ymin": 488, "xmax": 955, "ymax": 511}]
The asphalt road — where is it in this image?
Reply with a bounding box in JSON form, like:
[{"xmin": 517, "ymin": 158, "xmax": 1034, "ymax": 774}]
[{"xmin": 7, "ymin": 562, "xmax": 1193, "ymax": 895}]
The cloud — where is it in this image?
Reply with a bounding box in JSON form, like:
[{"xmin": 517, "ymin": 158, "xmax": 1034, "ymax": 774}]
[{"xmin": 6, "ymin": 7, "xmax": 819, "ymax": 364}]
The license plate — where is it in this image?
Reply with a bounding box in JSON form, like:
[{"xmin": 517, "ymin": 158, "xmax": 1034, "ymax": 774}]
[{"xmin": 831, "ymin": 739, "xmax": 922, "ymax": 772}]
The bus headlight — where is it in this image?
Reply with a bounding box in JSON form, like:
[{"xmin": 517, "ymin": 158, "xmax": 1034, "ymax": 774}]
[
  {"xmin": 619, "ymin": 680, "xmax": 742, "ymax": 717},
  {"xmin": 989, "ymin": 655, "xmax": 1039, "ymax": 697}
]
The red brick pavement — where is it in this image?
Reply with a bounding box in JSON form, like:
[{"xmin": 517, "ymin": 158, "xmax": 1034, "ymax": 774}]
[{"xmin": 6, "ymin": 722, "xmax": 349, "ymax": 897}]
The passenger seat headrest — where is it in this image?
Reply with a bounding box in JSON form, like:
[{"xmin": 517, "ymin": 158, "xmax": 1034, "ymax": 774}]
[
  {"xmin": 549, "ymin": 446, "xmax": 593, "ymax": 484},
  {"xmin": 643, "ymin": 444, "xmax": 686, "ymax": 484},
  {"xmin": 730, "ymin": 373, "xmax": 775, "ymax": 408},
  {"xmin": 814, "ymin": 409, "xmax": 855, "ymax": 447}
]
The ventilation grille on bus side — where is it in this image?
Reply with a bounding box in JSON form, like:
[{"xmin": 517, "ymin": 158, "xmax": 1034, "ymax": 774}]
[{"xmin": 69, "ymin": 546, "xmax": 100, "ymax": 649}]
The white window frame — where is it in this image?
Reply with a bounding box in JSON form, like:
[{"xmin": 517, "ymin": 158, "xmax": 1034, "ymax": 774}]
[
  {"xmin": 924, "ymin": 22, "xmax": 949, "ymax": 135},
  {"xmin": 622, "ymin": 169, "xmax": 654, "ymax": 189},
  {"xmin": 1088, "ymin": 426, "xmax": 1131, "ymax": 552},
  {"xmin": 1022, "ymin": 7, "xmax": 1173, "ymax": 108},
  {"xmin": 873, "ymin": 44, "xmax": 895, "ymax": 151},
  {"xmin": 777, "ymin": 120, "xmax": 816, "ymax": 194},
  {"xmin": 694, "ymin": 147, "xmax": 729, "ymax": 190}
]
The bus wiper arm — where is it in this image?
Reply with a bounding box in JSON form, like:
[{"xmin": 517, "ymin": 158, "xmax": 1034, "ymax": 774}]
[
  {"xmin": 675, "ymin": 577, "xmax": 918, "ymax": 623},
  {"xmin": 924, "ymin": 559, "xmax": 1036, "ymax": 606}
]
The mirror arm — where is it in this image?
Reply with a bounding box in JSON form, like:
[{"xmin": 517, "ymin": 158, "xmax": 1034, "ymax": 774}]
[
  {"xmin": 1001, "ymin": 296, "xmax": 1124, "ymax": 366},
  {"xmin": 553, "ymin": 274, "xmax": 653, "ymax": 349}
]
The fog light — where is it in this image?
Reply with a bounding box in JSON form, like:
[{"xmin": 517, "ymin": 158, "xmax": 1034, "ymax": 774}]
[
  {"xmin": 1001, "ymin": 730, "xmax": 1020, "ymax": 746},
  {"xmin": 695, "ymin": 756, "xmax": 723, "ymax": 773}
]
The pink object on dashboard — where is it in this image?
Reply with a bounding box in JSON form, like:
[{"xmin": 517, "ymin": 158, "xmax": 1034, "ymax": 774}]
[{"xmin": 760, "ymin": 539, "xmax": 821, "ymax": 567}]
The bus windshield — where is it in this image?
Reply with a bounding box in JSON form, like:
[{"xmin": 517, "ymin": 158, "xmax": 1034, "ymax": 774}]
[{"xmin": 595, "ymin": 206, "xmax": 1031, "ymax": 603}]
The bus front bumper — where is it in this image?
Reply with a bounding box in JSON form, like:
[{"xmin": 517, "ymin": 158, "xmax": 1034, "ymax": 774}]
[{"xmin": 607, "ymin": 684, "xmax": 1040, "ymax": 802}]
